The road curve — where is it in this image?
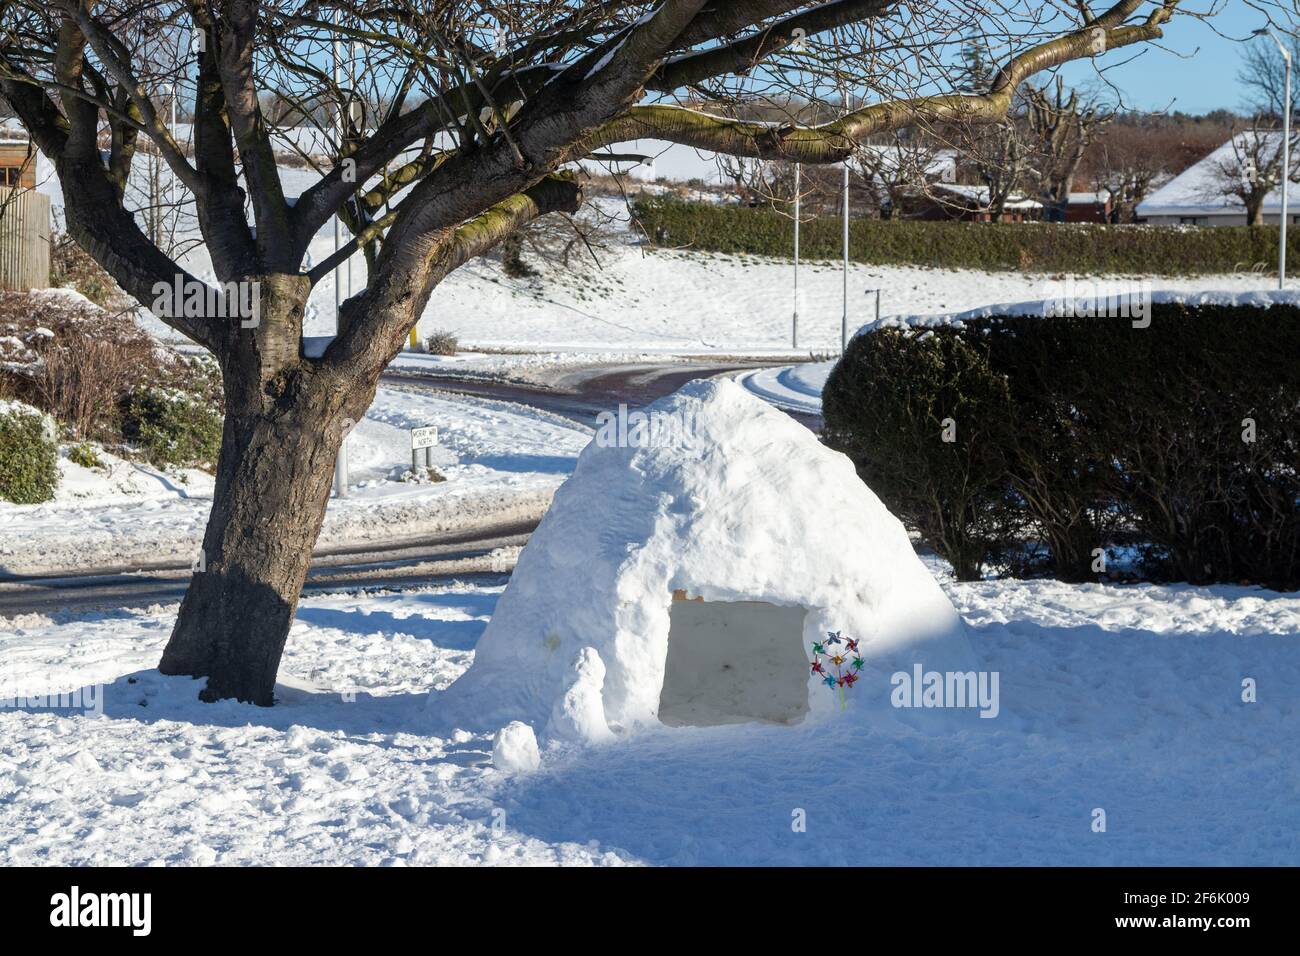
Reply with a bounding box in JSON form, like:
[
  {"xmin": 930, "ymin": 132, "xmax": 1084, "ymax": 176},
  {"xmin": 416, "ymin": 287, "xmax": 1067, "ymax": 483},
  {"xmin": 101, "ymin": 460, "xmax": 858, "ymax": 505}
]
[{"xmin": 380, "ymin": 359, "xmax": 824, "ymax": 431}]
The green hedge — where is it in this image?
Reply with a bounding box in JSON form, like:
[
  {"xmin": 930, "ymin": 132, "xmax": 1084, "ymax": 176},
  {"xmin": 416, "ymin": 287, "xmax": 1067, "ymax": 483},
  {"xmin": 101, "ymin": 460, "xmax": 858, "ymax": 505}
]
[
  {"xmin": 634, "ymin": 197, "xmax": 1300, "ymax": 275},
  {"xmin": 822, "ymin": 302, "xmax": 1300, "ymax": 588},
  {"xmin": 0, "ymin": 406, "xmax": 59, "ymax": 504},
  {"xmin": 120, "ymin": 387, "xmax": 223, "ymax": 468}
]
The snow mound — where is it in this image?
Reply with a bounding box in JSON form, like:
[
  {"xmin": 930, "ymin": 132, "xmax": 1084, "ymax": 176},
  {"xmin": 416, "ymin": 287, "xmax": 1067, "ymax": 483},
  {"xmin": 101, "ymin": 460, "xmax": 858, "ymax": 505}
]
[
  {"xmin": 435, "ymin": 377, "xmax": 974, "ymax": 742},
  {"xmin": 492, "ymin": 722, "xmax": 542, "ymax": 773}
]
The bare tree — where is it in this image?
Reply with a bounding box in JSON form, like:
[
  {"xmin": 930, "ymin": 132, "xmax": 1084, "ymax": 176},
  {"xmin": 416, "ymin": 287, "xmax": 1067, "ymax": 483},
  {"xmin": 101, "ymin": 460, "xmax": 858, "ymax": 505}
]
[
  {"xmin": 0, "ymin": 0, "xmax": 1190, "ymax": 705},
  {"xmin": 1086, "ymin": 120, "xmax": 1165, "ymax": 222},
  {"xmin": 855, "ymin": 132, "xmax": 951, "ymax": 218},
  {"xmin": 1238, "ymin": 30, "xmax": 1300, "ymax": 119},
  {"xmin": 948, "ymin": 35, "xmax": 1033, "ymax": 221},
  {"xmin": 1203, "ymin": 126, "xmax": 1298, "ymax": 225},
  {"xmin": 1083, "ymin": 113, "xmax": 1231, "ymax": 222},
  {"xmin": 1202, "ymin": 31, "xmax": 1300, "ymax": 225},
  {"xmin": 1025, "ymin": 77, "xmax": 1111, "ymax": 221},
  {"xmin": 964, "ymin": 119, "xmax": 1034, "ymax": 220}
]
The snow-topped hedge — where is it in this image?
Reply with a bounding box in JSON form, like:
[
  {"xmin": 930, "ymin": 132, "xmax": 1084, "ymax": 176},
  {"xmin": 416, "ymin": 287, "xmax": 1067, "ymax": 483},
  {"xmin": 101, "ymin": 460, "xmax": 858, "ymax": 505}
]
[
  {"xmin": 823, "ymin": 300, "xmax": 1300, "ymax": 589},
  {"xmin": 0, "ymin": 400, "xmax": 58, "ymax": 504}
]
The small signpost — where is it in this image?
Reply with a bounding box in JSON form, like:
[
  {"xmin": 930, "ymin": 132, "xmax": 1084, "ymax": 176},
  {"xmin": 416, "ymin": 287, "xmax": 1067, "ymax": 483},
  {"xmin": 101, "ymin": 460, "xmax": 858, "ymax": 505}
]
[{"xmin": 411, "ymin": 426, "xmax": 438, "ymax": 472}]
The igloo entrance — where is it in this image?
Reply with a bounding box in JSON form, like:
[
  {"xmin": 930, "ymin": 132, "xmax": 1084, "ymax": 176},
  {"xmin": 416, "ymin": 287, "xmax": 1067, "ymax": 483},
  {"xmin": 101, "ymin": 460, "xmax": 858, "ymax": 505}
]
[{"xmin": 657, "ymin": 592, "xmax": 811, "ymax": 727}]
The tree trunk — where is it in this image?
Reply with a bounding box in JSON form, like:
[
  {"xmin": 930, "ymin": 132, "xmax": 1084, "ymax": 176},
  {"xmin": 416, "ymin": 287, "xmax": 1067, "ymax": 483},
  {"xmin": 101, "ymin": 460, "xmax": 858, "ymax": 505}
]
[
  {"xmin": 158, "ymin": 274, "xmax": 376, "ymax": 705},
  {"xmin": 1248, "ymin": 194, "xmax": 1266, "ymax": 226},
  {"xmin": 158, "ymin": 396, "xmax": 340, "ymax": 704}
]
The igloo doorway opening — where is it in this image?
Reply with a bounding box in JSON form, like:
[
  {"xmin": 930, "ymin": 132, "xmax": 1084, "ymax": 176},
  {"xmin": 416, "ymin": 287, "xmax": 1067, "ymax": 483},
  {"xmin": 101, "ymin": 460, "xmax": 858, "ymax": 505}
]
[{"xmin": 657, "ymin": 593, "xmax": 811, "ymax": 728}]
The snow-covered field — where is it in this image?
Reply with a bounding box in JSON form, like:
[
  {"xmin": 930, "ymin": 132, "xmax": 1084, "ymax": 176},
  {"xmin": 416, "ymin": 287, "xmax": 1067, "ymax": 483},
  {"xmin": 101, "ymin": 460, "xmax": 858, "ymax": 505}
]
[{"xmin": 2, "ymin": 562, "xmax": 1295, "ymax": 866}]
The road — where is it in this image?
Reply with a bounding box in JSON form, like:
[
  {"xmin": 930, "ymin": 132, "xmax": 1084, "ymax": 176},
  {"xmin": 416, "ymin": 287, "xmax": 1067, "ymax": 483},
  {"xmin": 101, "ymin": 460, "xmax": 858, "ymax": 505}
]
[
  {"xmin": 4, "ymin": 359, "xmax": 819, "ymax": 613},
  {"xmin": 380, "ymin": 358, "xmax": 823, "ymax": 431},
  {"xmin": 0, "ymin": 520, "xmax": 533, "ymax": 615}
]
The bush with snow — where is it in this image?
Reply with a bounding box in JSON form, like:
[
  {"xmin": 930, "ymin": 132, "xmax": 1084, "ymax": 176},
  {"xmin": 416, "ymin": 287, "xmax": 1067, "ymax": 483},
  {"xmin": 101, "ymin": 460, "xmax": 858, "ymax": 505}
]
[
  {"xmin": 0, "ymin": 291, "xmax": 223, "ymax": 458},
  {"xmin": 825, "ymin": 300, "xmax": 1300, "ymax": 588},
  {"xmin": 423, "ymin": 330, "xmax": 459, "ymax": 356},
  {"xmin": 120, "ymin": 386, "xmax": 222, "ymax": 469},
  {"xmin": 66, "ymin": 442, "xmax": 103, "ymax": 470},
  {"xmin": 0, "ymin": 400, "xmax": 58, "ymax": 504}
]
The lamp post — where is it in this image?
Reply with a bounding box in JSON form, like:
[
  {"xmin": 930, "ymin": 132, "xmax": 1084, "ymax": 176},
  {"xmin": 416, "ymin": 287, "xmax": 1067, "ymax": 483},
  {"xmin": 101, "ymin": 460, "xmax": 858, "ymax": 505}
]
[
  {"xmin": 1255, "ymin": 27, "xmax": 1292, "ymax": 289},
  {"xmin": 842, "ymin": 160, "xmax": 850, "ymax": 352},
  {"xmin": 792, "ymin": 163, "xmax": 801, "ymax": 349},
  {"xmin": 841, "ymin": 87, "xmax": 852, "ymax": 354}
]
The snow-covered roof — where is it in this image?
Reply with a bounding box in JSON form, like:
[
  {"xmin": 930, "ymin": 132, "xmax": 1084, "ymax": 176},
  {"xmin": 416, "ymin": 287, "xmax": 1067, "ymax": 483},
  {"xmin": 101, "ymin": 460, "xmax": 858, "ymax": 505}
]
[
  {"xmin": 931, "ymin": 181, "xmax": 1042, "ymax": 210},
  {"xmin": 575, "ymin": 138, "xmax": 728, "ymax": 184},
  {"xmin": 1068, "ymin": 191, "xmax": 1108, "ymax": 205},
  {"xmin": 1137, "ymin": 130, "xmax": 1294, "ymax": 217}
]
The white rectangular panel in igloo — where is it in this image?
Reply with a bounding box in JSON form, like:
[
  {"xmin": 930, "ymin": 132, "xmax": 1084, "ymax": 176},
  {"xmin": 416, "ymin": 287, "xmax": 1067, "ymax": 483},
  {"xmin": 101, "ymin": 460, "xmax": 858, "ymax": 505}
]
[{"xmin": 658, "ymin": 596, "xmax": 810, "ymax": 727}]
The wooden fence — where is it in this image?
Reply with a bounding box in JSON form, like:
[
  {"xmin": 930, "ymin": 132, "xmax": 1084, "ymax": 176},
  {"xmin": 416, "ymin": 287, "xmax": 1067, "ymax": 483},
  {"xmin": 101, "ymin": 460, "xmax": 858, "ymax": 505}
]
[{"xmin": 0, "ymin": 189, "xmax": 51, "ymax": 291}]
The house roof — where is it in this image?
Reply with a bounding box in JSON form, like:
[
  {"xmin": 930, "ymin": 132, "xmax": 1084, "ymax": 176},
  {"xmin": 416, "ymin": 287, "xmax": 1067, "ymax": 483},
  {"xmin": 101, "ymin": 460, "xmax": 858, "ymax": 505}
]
[
  {"xmin": 930, "ymin": 181, "xmax": 1042, "ymax": 210},
  {"xmin": 1137, "ymin": 129, "xmax": 1294, "ymax": 217}
]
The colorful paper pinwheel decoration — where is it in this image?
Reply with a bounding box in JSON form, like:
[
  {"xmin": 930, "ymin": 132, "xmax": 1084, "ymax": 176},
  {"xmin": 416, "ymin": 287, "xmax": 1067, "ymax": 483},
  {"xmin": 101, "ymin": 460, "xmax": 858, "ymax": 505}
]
[{"xmin": 810, "ymin": 630, "xmax": 864, "ymax": 710}]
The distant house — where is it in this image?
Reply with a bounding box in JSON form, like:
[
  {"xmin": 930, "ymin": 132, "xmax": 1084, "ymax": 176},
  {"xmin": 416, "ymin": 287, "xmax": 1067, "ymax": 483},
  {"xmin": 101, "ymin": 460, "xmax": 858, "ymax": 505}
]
[
  {"xmin": 1136, "ymin": 131, "xmax": 1298, "ymax": 226},
  {"xmin": 897, "ymin": 182, "xmax": 1043, "ymax": 222},
  {"xmin": 1064, "ymin": 191, "xmax": 1111, "ymax": 223},
  {"xmin": 0, "ymin": 139, "xmax": 37, "ymax": 191}
]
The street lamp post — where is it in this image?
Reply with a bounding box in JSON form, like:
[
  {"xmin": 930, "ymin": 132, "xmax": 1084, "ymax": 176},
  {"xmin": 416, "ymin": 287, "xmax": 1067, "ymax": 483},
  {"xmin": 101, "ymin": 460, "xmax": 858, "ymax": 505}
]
[
  {"xmin": 792, "ymin": 163, "xmax": 801, "ymax": 349},
  {"xmin": 1256, "ymin": 27, "xmax": 1292, "ymax": 289},
  {"xmin": 842, "ymin": 160, "xmax": 850, "ymax": 352}
]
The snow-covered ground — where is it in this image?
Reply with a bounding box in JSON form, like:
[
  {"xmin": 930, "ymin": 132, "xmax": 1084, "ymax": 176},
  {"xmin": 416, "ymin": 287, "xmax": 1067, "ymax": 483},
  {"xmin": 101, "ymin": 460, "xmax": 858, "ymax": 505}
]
[
  {"xmin": 0, "ymin": 385, "xmax": 589, "ymax": 575},
  {"xmin": 325, "ymin": 248, "xmax": 1295, "ymax": 357},
  {"xmin": 2, "ymin": 560, "xmax": 1295, "ymax": 865}
]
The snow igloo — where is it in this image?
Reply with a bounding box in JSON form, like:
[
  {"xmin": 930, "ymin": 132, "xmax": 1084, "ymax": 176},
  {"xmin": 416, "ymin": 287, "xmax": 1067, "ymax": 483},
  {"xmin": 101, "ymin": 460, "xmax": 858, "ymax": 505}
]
[{"xmin": 436, "ymin": 378, "xmax": 975, "ymax": 742}]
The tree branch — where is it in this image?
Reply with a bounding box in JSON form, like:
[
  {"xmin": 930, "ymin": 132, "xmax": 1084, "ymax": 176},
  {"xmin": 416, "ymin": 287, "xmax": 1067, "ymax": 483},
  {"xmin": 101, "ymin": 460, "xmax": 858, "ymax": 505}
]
[
  {"xmin": 318, "ymin": 173, "xmax": 583, "ymax": 377},
  {"xmin": 585, "ymin": 0, "xmax": 1177, "ymax": 165},
  {"xmin": 651, "ymin": 0, "xmax": 895, "ymax": 90},
  {"xmin": 214, "ymin": 0, "xmax": 293, "ymax": 264}
]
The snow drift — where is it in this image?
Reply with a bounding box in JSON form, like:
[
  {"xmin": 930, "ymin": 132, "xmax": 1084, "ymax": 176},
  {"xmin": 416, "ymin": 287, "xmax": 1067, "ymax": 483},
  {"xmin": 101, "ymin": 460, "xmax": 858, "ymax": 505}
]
[{"xmin": 434, "ymin": 377, "xmax": 975, "ymax": 742}]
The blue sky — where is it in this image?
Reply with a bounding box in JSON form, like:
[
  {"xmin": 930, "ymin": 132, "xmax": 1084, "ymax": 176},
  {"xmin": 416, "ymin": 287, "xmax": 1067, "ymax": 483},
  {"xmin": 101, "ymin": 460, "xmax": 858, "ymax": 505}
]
[{"xmin": 1060, "ymin": 1, "xmax": 1285, "ymax": 114}]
